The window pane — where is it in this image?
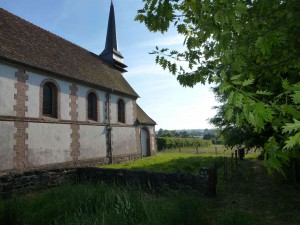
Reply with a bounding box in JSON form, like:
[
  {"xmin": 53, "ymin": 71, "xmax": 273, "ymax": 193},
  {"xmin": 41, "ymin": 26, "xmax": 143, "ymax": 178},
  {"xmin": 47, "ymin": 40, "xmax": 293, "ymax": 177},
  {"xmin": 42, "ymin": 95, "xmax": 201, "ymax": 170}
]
[
  {"xmin": 43, "ymin": 83, "xmax": 52, "ymax": 115},
  {"xmin": 118, "ymin": 99, "xmax": 125, "ymax": 123},
  {"xmin": 88, "ymin": 92, "xmax": 97, "ymax": 121}
]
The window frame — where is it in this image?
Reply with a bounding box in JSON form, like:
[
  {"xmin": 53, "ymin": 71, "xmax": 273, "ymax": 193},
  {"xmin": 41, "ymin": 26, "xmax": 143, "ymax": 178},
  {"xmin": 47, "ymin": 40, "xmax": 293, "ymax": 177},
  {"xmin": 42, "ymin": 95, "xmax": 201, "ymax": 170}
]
[{"xmin": 41, "ymin": 81, "xmax": 59, "ymax": 118}]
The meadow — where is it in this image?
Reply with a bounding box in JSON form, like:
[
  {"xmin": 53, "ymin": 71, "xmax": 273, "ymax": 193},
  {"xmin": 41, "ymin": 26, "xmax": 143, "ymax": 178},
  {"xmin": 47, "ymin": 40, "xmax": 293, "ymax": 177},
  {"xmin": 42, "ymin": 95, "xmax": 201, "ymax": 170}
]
[{"xmin": 0, "ymin": 147, "xmax": 299, "ymax": 225}]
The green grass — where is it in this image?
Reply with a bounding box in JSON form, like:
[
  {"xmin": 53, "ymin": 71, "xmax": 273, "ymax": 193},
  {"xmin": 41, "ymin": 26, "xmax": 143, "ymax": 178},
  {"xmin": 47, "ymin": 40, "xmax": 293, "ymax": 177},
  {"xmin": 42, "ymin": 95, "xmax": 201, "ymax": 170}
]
[
  {"xmin": 0, "ymin": 182, "xmax": 267, "ymax": 225},
  {"xmin": 160, "ymin": 144, "xmax": 229, "ymax": 155},
  {"xmin": 1, "ymin": 150, "xmax": 299, "ymax": 225},
  {"xmin": 101, "ymin": 152, "xmax": 223, "ymax": 174}
]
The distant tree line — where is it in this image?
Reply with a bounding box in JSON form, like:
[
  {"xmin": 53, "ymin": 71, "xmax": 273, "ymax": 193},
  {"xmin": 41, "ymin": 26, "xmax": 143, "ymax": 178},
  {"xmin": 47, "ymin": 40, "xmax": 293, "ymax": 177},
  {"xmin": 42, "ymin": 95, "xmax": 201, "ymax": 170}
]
[{"xmin": 156, "ymin": 128, "xmax": 223, "ymax": 144}]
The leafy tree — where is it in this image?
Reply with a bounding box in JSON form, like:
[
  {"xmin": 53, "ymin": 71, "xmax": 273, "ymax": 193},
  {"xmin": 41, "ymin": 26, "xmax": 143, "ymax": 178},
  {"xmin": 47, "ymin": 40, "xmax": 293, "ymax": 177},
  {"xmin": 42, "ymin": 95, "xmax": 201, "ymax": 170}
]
[
  {"xmin": 174, "ymin": 132, "xmax": 181, "ymax": 137},
  {"xmin": 180, "ymin": 130, "xmax": 191, "ymax": 138},
  {"xmin": 136, "ymin": 0, "xmax": 300, "ymax": 174},
  {"xmin": 190, "ymin": 129, "xmax": 202, "ymax": 137},
  {"xmin": 157, "ymin": 128, "xmax": 164, "ymax": 137},
  {"xmin": 161, "ymin": 131, "xmax": 172, "ymax": 137},
  {"xmin": 202, "ymin": 133, "xmax": 215, "ymax": 140}
]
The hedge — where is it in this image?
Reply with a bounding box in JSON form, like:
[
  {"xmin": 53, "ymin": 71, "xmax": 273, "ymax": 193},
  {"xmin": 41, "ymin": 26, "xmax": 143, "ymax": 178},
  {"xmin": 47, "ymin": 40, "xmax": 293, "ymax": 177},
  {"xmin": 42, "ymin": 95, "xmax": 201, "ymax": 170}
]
[{"xmin": 156, "ymin": 137, "xmax": 212, "ymax": 151}]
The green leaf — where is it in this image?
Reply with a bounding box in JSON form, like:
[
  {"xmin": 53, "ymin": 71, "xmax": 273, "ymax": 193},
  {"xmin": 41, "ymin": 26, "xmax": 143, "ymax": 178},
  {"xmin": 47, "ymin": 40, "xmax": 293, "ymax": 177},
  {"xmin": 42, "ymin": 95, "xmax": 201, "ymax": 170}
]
[
  {"xmin": 242, "ymin": 78, "xmax": 254, "ymax": 87},
  {"xmin": 219, "ymin": 82, "xmax": 231, "ymax": 93},
  {"xmin": 225, "ymin": 107, "xmax": 234, "ymax": 121},
  {"xmin": 291, "ymin": 91, "xmax": 300, "ymax": 104},
  {"xmin": 236, "ymin": 112, "xmax": 244, "ymax": 127},
  {"xmin": 282, "ymin": 119, "xmax": 300, "ymax": 134},
  {"xmin": 235, "ymin": 2, "xmax": 247, "ymax": 16},
  {"xmin": 256, "ymin": 90, "xmax": 273, "ymax": 96},
  {"xmin": 282, "ymin": 79, "xmax": 292, "ymax": 91},
  {"xmin": 255, "ymin": 37, "xmax": 270, "ymax": 56},
  {"xmin": 232, "ymin": 93, "xmax": 244, "ymax": 108},
  {"xmin": 284, "ymin": 132, "xmax": 300, "ymax": 150},
  {"xmin": 264, "ymin": 137, "xmax": 289, "ymax": 175}
]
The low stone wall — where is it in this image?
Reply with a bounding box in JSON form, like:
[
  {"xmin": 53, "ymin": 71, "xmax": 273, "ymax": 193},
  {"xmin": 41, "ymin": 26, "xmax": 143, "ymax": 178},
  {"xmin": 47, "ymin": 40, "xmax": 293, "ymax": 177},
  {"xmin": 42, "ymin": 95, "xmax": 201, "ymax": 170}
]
[
  {"xmin": 75, "ymin": 168, "xmax": 208, "ymax": 190},
  {"xmin": 0, "ymin": 167, "xmax": 212, "ymax": 199},
  {"xmin": 0, "ymin": 168, "xmax": 76, "ymax": 199},
  {"xmin": 112, "ymin": 153, "xmax": 140, "ymax": 164}
]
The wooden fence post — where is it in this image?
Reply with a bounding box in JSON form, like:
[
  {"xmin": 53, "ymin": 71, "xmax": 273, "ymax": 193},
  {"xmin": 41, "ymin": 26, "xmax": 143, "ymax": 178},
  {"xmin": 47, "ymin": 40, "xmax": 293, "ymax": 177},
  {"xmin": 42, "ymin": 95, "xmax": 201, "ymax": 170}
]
[
  {"xmin": 235, "ymin": 149, "xmax": 238, "ymax": 166},
  {"xmin": 206, "ymin": 163, "xmax": 217, "ymax": 197},
  {"xmin": 231, "ymin": 152, "xmax": 234, "ymax": 175},
  {"xmin": 224, "ymin": 157, "xmax": 227, "ymax": 180}
]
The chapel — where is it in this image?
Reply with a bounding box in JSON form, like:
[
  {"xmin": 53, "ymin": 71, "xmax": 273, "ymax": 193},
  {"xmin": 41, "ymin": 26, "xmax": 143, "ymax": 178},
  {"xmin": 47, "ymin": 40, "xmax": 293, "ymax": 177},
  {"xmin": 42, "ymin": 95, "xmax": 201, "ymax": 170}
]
[{"xmin": 0, "ymin": 2, "xmax": 156, "ymax": 172}]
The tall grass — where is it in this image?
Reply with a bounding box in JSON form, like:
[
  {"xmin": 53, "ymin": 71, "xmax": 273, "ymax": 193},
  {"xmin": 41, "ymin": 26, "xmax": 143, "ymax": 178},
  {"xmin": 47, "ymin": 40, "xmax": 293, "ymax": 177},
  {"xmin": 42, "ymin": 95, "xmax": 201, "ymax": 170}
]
[
  {"xmin": 0, "ymin": 182, "xmax": 265, "ymax": 225},
  {"xmin": 1, "ymin": 152, "xmax": 297, "ymax": 225}
]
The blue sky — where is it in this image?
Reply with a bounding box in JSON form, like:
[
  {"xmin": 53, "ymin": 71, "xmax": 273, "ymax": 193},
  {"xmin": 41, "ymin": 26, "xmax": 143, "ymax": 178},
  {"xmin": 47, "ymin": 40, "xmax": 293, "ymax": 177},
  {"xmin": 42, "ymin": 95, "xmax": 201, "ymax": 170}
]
[{"xmin": 1, "ymin": 0, "xmax": 218, "ymax": 130}]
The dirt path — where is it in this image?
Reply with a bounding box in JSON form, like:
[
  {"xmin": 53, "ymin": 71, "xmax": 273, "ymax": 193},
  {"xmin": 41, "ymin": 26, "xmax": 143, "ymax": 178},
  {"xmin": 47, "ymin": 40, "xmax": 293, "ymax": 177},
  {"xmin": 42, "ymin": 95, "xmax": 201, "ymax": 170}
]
[{"xmin": 208, "ymin": 159, "xmax": 300, "ymax": 225}]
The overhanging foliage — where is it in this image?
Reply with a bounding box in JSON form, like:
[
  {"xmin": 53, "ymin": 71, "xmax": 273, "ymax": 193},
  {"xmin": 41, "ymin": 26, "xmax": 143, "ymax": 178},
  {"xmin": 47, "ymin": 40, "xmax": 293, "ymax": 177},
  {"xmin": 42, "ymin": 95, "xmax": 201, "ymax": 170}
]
[{"xmin": 136, "ymin": 0, "xmax": 300, "ymax": 173}]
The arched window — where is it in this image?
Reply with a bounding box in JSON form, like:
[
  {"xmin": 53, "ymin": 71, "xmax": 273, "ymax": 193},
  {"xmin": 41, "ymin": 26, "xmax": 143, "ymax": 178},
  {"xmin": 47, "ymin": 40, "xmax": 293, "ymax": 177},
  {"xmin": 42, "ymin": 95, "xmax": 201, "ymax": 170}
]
[
  {"xmin": 118, "ymin": 99, "xmax": 125, "ymax": 123},
  {"xmin": 87, "ymin": 92, "xmax": 98, "ymax": 121},
  {"xmin": 43, "ymin": 82, "xmax": 58, "ymax": 117}
]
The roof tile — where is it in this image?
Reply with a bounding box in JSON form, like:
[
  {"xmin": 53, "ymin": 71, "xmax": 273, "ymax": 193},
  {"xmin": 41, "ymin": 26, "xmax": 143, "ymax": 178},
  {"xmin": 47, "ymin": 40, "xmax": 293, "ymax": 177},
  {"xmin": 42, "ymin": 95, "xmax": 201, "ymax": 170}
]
[{"xmin": 137, "ymin": 104, "xmax": 156, "ymax": 125}]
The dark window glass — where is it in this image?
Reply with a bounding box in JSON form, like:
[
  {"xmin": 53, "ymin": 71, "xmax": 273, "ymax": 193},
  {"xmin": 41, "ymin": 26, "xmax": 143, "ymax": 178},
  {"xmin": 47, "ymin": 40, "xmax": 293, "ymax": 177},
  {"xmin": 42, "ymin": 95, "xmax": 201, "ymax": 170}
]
[
  {"xmin": 118, "ymin": 99, "xmax": 125, "ymax": 123},
  {"xmin": 43, "ymin": 82, "xmax": 57, "ymax": 117},
  {"xmin": 88, "ymin": 92, "xmax": 97, "ymax": 121}
]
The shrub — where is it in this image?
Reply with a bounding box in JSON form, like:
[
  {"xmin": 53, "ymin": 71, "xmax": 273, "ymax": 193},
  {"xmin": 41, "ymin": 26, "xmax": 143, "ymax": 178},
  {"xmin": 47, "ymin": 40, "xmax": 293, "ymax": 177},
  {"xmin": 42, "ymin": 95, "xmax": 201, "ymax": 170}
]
[{"xmin": 156, "ymin": 137, "xmax": 212, "ymax": 151}]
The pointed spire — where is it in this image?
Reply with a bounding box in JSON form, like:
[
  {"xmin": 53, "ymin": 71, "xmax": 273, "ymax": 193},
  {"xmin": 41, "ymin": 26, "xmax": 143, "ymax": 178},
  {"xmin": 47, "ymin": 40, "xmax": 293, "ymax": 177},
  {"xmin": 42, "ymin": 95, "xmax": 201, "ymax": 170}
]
[{"xmin": 100, "ymin": 0, "xmax": 127, "ymax": 73}]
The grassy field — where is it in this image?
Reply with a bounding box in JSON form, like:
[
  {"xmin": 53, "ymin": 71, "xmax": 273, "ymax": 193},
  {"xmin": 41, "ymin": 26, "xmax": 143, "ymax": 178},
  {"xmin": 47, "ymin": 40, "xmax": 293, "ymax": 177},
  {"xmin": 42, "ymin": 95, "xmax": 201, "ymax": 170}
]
[
  {"xmin": 101, "ymin": 152, "xmax": 224, "ymax": 174},
  {"xmin": 0, "ymin": 148, "xmax": 299, "ymax": 225},
  {"xmin": 159, "ymin": 144, "xmax": 230, "ymax": 156}
]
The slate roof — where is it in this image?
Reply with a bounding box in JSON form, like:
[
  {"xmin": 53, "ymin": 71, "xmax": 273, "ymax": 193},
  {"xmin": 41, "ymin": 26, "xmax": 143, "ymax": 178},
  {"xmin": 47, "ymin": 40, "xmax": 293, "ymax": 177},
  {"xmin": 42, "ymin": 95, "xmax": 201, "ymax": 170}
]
[
  {"xmin": 0, "ymin": 8, "xmax": 138, "ymax": 98},
  {"xmin": 136, "ymin": 104, "xmax": 156, "ymax": 125}
]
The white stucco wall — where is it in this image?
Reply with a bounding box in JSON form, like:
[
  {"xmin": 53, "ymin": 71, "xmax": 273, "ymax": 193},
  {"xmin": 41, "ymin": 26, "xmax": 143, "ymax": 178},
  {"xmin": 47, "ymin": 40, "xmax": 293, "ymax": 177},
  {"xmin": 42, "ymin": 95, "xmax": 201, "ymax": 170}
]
[
  {"xmin": 110, "ymin": 94, "xmax": 135, "ymax": 124},
  {"xmin": 78, "ymin": 125, "xmax": 107, "ymax": 160},
  {"xmin": 98, "ymin": 91, "xmax": 106, "ymax": 123},
  {"xmin": 148, "ymin": 126, "xmax": 156, "ymax": 152},
  {"xmin": 25, "ymin": 71, "xmax": 40, "ymax": 118},
  {"xmin": 77, "ymin": 86, "xmax": 106, "ymax": 123},
  {"xmin": 27, "ymin": 123, "xmax": 72, "ymax": 166},
  {"xmin": 0, "ymin": 63, "xmax": 17, "ymax": 116},
  {"xmin": 0, "ymin": 121, "xmax": 15, "ymax": 170},
  {"xmin": 112, "ymin": 127, "xmax": 137, "ymax": 155},
  {"xmin": 0, "ymin": 62, "xmax": 144, "ymax": 171},
  {"xmin": 59, "ymin": 81, "xmax": 72, "ymax": 120}
]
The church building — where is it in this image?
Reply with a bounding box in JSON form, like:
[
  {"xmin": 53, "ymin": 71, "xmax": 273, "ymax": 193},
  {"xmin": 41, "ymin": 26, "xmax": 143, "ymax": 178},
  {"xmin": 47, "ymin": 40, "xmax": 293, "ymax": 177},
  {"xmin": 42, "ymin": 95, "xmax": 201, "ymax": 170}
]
[{"xmin": 0, "ymin": 2, "xmax": 156, "ymax": 172}]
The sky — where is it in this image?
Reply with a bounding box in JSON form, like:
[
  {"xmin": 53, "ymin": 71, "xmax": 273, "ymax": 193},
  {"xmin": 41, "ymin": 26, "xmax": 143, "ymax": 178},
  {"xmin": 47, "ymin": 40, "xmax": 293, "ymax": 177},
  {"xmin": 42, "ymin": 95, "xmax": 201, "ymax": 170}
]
[{"xmin": 0, "ymin": 0, "xmax": 219, "ymax": 130}]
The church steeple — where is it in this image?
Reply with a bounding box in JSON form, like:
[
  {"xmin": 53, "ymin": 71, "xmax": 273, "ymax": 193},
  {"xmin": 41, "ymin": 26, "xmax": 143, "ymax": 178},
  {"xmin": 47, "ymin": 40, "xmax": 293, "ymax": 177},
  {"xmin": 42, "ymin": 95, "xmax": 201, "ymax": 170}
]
[{"xmin": 100, "ymin": 0, "xmax": 127, "ymax": 73}]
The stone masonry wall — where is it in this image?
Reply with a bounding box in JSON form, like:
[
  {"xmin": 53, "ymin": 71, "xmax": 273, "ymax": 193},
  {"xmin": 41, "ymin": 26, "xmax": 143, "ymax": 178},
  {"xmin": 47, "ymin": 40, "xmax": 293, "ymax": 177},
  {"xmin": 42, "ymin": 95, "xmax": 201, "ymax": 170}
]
[{"xmin": 0, "ymin": 167, "xmax": 210, "ymax": 199}]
